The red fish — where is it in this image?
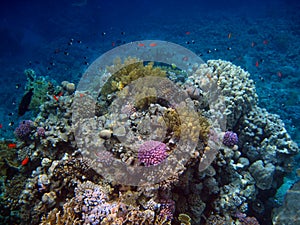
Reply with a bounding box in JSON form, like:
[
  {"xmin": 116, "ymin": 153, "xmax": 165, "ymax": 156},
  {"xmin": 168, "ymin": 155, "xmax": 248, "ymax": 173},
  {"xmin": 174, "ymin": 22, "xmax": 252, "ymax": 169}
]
[
  {"xmin": 8, "ymin": 143, "xmax": 17, "ymax": 148},
  {"xmin": 185, "ymin": 31, "xmax": 191, "ymax": 35},
  {"xmin": 58, "ymin": 91, "xmax": 63, "ymax": 97},
  {"xmin": 263, "ymin": 39, "xmax": 268, "ymax": 45},
  {"xmin": 255, "ymin": 61, "xmax": 259, "ymax": 67},
  {"xmin": 21, "ymin": 156, "xmax": 29, "ymax": 166},
  {"xmin": 0, "ymin": 123, "xmax": 2, "ymax": 129},
  {"xmin": 138, "ymin": 43, "xmax": 145, "ymax": 47},
  {"xmin": 53, "ymin": 95, "xmax": 59, "ymax": 101},
  {"xmin": 149, "ymin": 43, "xmax": 157, "ymax": 47}
]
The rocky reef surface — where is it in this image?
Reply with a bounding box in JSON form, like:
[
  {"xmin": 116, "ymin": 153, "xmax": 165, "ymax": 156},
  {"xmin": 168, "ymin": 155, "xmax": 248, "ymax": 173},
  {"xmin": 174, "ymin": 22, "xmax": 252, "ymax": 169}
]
[{"xmin": 0, "ymin": 58, "xmax": 298, "ymax": 225}]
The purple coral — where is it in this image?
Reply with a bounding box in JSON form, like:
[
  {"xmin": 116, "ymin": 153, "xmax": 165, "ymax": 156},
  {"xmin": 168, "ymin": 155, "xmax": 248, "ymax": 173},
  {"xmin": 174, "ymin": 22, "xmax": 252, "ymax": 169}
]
[
  {"xmin": 138, "ymin": 140, "xmax": 168, "ymax": 167},
  {"xmin": 37, "ymin": 127, "xmax": 45, "ymax": 137},
  {"xmin": 235, "ymin": 212, "xmax": 260, "ymax": 225},
  {"xmin": 14, "ymin": 120, "xmax": 33, "ymax": 140},
  {"xmin": 223, "ymin": 131, "xmax": 238, "ymax": 147},
  {"xmin": 159, "ymin": 199, "xmax": 175, "ymax": 220}
]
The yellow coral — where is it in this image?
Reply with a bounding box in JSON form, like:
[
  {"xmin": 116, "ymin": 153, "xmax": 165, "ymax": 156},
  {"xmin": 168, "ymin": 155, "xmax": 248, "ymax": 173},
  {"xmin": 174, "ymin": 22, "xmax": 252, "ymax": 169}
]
[
  {"xmin": 101, "ymin": 57, "xmax": 166, "ymax": 97},
  {"xmin": 40, "ymin": 198, "xmax": 81, "ymax": 225},
  {"xmin": 178, "ymin": 213, "xmax": 191, "ymax": 225}
]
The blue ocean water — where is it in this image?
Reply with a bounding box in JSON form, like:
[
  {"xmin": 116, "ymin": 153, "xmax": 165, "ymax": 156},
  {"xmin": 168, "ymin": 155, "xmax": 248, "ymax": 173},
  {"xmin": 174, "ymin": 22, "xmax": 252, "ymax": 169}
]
[
  {"xmin": 1, "ymin": 0, "xmax": 299, "ymax": 141},
  {"xmin": 0, "ymin": 0, "xmax": 300, "ymax": 224}
]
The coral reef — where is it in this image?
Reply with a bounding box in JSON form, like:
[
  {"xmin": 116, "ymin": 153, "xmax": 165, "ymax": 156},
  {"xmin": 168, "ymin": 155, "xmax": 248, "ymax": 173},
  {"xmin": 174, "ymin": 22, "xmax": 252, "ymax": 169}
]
[
  {"xmin": 272, "ymin": 180, "xmax": 300, "ymax": 224},
  {"xmin": 1, "ymin": 59, "xmax": 298, "ymax": 225}
]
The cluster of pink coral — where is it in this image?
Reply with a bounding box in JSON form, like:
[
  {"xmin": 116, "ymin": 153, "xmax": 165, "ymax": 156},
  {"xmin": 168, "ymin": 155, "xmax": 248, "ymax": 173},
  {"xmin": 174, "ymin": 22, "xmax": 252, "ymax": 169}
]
[{"xmin": 138, "ymin": 140, "xmax": 168, "ymax": 166}]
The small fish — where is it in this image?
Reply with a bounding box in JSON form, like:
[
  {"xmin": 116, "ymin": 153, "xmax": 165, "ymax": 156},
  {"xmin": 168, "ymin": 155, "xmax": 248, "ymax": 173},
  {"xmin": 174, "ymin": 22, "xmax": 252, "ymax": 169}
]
[
  {"xmin": 112, "ymin": 42, "xmax": 115, "ymax": 47},
  {"xmin": 58, "ymin": 91, "xmax": 63, "ymax": 97},
  {"xmin": 263, "ymin": 39, "xmax": 268, "ymax": 45},
  {"xmin": 64, "ymin": 51, "xmax": 69, "ymax": 56},
  {"xmin": 79, "ymin": 93, "xmax": 85, "ymax": 98},
  {"xmin": 255, "ymin": 61, "xmax": 259, "ymax": 67},
  {"xmin": 77, "ymin": 40, "xmax": 82, "ymax": 44},
  {"xmin": 138, "ymin": 43, "xmax": 145, "ymax": 47},
  {"xmin": 15, "ymin": 83, "xmax": 21, "ymax": 89},
  {"xmin": 227, "ymin": 47, "xmax": 232, "ymax": 50},
  {"xmin": 120, "ymin": 31, "xmax": 125, "ymax": 35},
  {"xmin": 0, "ymin": 123, "xmax": 2, "ymax": 129},
  {"xmin": 228, "ymin": 33, "xmax": 232, "ymax": 39},
  {"xmin": 251, "ymin": 42, "xmax": 256, "ymax": 47},
  {"xmin": 21, "ymin": 156, "xmax": 29, "ymax": 166},
  {"xmin": 185, "ymin": 31, "xmax": 191, "ymax": 35},
  {"xmin": 8, "ymin": 112, "xmax": 14, "ymax": 116},
  {"xmin": 149, "ymin": 43, "xmax": 157, "ymax": 47},
  {"xmin": 9, "ymin": 121, "xmax": 14, "ymax": 126},
  {"xmin": 277, "ymin": 71, "xmax": 282, "ymax": 78},
  {"xmin": 101, "ymin": 32, "xmax": 106, "ymax": 36},
  {"xmin": 53, "ymin": 95, "xmax": 59, "ymax": 101},
  {"xmin": 7, "ymin": 143, "xmax": 17, "ymax": 148},
  {"xmin": 182, "ymin": 56, "xmax": 189, "ymax": 61}
]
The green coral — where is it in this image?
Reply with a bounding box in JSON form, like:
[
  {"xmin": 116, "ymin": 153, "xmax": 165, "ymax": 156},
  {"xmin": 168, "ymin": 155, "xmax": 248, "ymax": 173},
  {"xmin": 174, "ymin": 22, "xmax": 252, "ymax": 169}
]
[{"xmin": 24, "ymin": 69, "xmax": 55, "ymax": 114}]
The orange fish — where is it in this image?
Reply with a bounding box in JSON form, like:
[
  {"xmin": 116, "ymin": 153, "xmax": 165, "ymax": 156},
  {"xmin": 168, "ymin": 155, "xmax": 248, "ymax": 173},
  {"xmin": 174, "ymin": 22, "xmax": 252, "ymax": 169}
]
[
  {"xmin": 263, "ymin": 39, "xmax": 268, "ymax": 45},
  {"xmin": 185, "ymin": 31, "xmax": 191, "ymax": 35},
  {"xmin": 21, "ymin": 156, "xmax": 29, "ymax": 166},
  {"xmin": 138, "ymin": 43, "xmax": 145, "ymax": 47},
  {"xmin": 228, "ymin": 33, "xmax": 232, "ymax": 39},
  {"xmin": 8, "ymin": 143, "xmax": 17, "ymax": 148},
  {"xmin": 255, "ymin": 61, "xmax": 259, "ymax": 67},
  {"xmin": 149, "ymin": 43, "xmax": 157, "ymax": 47},
  {"xmin": 58, "ymin": 91, "xmax": 63, "ymax": 97},
  {"xmin": 79, "ymin": 93, "xmax": 85, "ymax": 98}
]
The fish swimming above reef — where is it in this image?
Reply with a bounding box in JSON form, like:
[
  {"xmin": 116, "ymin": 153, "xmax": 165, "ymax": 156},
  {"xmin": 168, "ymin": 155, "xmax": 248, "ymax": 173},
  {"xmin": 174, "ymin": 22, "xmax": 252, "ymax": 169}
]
[{"xmin": 18, "ymin": 88, "xmax": 34, "ymax": 116}]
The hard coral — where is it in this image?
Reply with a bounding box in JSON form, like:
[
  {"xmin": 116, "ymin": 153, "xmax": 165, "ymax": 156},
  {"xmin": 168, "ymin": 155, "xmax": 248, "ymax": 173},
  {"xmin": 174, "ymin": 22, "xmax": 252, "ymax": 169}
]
[
  {"xmin": 223, "ymin": 131, "xmax": 238, "ymax": 147},
  {"xmin": 101, "ymin": 57, "xmax": 166, "ymax": 97},
  {"xmin": 138, "ymin": 140, "xmax": 168, "ymax": 167},
  {"xmin": 14, "ymin": 120, "xmax": 33, "ymax": 140}
]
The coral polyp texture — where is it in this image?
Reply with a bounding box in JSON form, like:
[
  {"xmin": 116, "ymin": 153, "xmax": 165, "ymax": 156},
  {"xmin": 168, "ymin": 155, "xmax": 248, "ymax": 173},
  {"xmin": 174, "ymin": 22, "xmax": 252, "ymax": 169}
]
[
  {"xmin": 138, "ymin": 140, "xmax": 168, "ymax": 166},
  {"xmin": 14, "ymin": 120, "xmax": 34, "ymax": 140},
  {"xmin": 1, "ymin": 57, "xmax": 298, "ymax": 225},
  {"xmin": 223, "ymin": 131, "xmax": 238, "ymax": 147}
]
